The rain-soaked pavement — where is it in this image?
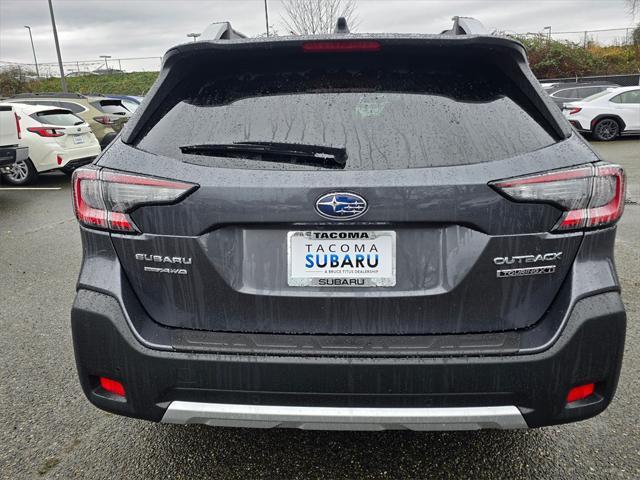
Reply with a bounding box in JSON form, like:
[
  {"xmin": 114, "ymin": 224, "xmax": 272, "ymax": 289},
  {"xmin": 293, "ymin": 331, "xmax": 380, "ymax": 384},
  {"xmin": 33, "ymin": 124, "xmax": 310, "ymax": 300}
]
[{"xmin": 1, "ymin": 138, "xmax": 638, "ymax": 479}]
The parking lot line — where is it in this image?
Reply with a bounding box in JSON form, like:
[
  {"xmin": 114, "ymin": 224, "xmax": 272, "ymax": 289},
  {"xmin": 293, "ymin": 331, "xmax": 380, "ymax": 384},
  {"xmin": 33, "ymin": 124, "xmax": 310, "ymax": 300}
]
[{"xmin": 0, "ymin": 187, "xmax": 62, "ymax": 191}]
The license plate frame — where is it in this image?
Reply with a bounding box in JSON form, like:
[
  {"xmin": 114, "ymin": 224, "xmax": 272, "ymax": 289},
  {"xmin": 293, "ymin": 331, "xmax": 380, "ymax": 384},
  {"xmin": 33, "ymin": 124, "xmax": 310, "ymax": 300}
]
[
  {"xmin": 287, "ymin": 230, "xmax": 396, "ymax": 287},
  {"xmin": 72, "ymin": 134, "xmax": 85, "ymax": 145}
]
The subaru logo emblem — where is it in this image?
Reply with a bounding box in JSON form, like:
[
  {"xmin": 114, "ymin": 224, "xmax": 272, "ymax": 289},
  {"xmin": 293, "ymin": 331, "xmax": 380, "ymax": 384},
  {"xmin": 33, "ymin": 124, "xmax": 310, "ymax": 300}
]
[{"xmin": 315, "ymin": 192, "xmax": 368, "ymax": 220}]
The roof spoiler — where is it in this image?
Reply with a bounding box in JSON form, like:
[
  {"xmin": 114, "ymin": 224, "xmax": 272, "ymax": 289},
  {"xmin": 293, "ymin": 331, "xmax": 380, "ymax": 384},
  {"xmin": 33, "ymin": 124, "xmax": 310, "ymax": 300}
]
[
  {"xmin": 199, "ymin": 22, "xmax": 247, "ymax": 41},
  {"xmin": 441, "ymin": 16, "xmax": 489, "ymax": 35}
]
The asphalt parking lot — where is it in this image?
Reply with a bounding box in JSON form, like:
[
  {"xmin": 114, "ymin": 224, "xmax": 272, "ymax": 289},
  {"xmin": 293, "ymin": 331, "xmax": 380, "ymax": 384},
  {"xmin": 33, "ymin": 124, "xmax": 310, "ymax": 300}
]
[{"xmin": 1, "ymin": 138, "xmax": 638, "ymax": 480}]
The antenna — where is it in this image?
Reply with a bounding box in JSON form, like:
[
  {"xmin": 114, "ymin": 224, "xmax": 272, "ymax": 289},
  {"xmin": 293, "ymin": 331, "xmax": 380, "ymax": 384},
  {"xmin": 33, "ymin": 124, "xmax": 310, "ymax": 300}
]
[{"xmin": 334, "ymin": 17, "xmax": 350, "ymax": 34}]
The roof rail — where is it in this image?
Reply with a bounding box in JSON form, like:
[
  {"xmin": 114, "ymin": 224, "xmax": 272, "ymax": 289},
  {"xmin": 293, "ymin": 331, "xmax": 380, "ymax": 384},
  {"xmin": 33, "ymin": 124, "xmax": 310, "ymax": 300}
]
[
  {"xmin": 441, "ymin": 16, "xmax": 489, "ymax": 35},
  {"xmin": 199, "ymin": 22, "xmax": 247, "ymax": 41},
  {"xmin": 10, "ymin": 92, "xmax": 86, "ymax": 99}
]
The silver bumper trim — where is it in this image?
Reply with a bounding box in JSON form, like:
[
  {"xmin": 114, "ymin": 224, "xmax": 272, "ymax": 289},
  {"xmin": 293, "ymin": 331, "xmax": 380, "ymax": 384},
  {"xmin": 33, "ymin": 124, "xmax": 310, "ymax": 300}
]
[{"xmin": 161, "ymin": 402, "xmax": 528, "ymax": 431}]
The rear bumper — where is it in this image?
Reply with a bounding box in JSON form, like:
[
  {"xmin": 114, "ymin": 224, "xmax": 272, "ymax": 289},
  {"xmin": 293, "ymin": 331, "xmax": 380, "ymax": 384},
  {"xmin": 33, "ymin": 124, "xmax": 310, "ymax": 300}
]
[
  {"xmin": 0, "ymin": 146, "xmax": 28, "ymax": 170},
  {"xmin": 71, "ymin": 288, "xmax": 626, "ymax": 430},
  {"xmin": 162, "ymin": 402, "xmax": 527, "ymax": 430}
]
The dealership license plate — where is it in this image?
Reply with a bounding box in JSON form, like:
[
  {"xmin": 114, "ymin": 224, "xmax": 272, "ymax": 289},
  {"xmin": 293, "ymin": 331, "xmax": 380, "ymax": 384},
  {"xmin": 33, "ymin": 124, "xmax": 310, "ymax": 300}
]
[
  {"xmin": 72, "ymin": 135, "xmax": 85, "ymax": 144},
  {"xmin": 287, "ymin": 231, "xmax": 396, "ymax": 287}
]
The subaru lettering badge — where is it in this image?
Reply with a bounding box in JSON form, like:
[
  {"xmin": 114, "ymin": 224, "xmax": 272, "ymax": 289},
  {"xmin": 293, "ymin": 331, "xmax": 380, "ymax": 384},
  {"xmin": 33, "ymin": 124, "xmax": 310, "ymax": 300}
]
[{"xmin": 315, "ymin": 192, "xmax": 368, "ymax": 220}]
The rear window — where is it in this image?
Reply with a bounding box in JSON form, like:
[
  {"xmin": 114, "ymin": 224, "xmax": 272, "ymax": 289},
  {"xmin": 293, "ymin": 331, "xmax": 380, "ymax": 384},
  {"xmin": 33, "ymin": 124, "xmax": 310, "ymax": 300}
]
[
  {"xmin": 31, "ymin": 109, "xmax": 84, "ymax": 126},
  {"xmin": 137, "ymin": 55, "xmax": 556, "ymax": 170},
  {"xmin": 94, "ymin": 100, "xmax": 129, "ymax": 115}
]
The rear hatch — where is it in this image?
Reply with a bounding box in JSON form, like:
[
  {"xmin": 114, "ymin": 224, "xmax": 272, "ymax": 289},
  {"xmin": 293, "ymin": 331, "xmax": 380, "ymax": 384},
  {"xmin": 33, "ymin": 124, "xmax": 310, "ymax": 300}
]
[
  {"xmin": 30, "ymin": 109, "xmax": 94, "ymax": 148},
  {"xmin": 103, "ymin": 36, "xmax": 591, "ymax": 335},
  {"xmin": 91, "ymin": 99, "xmax": 130, "ymax": 132}
]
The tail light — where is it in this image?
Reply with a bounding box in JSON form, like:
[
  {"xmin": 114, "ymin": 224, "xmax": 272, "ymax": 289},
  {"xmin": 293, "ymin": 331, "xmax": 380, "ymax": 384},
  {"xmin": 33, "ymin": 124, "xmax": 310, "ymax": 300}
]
[
  {"xmin": 491, "ymin": 163, "xmax": 625, "ymax": 232},
  {"xmin": 302, "ymin": 40, "xmax": 381, "ymax": 53},
  {"xmin": 14, "ymin": 112, "xmax": 21, "ymax": 139},
  {"xmin": 93, "ymin": 115, "xmax": 116, "ymax": 125},
  {"xmin": 27, "ymin": 126, "xmax": 64, "ymax": 137},
  {"xmin": 567, "ymin": 107, "xmax": 582, "ymax": 115},
  {"xmin": 72, "ymin": 167, "xmax": 198, "ymax": 234}
]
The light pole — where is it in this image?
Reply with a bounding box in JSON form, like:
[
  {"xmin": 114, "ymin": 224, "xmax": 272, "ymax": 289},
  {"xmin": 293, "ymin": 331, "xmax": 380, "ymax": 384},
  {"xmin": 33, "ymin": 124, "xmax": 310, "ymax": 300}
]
[
  {"xmin": 543, "ymin": 26, "xmax": 552, "ymax": 43},
  {"xmin": 264, "ymin": 0, "xmax": 270, "ymax": 36},
  {"xmin": 24, "ymin": 26, "xmax": 39, "ymax": 77},
  {"xmin": 47, "ymin": 0, "xmax": 67, "ymax": 92},
  {"xmin": 99, "ymin": 55, "xmax": 111, "ymax": 74},
  {"xmin": 186, "ymin": 33, "xmax": 201, "ymax": 42}
]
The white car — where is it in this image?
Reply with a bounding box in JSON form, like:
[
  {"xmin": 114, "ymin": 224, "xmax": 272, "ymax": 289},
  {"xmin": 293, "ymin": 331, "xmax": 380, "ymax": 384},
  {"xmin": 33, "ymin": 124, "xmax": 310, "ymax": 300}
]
[
  {"xmin": 562, "ymin": 86, "xmax": 640, "ymax": 141},
  {"xmin": 1, "ymin": 103, "xmax": 101, "ymax": 185}
]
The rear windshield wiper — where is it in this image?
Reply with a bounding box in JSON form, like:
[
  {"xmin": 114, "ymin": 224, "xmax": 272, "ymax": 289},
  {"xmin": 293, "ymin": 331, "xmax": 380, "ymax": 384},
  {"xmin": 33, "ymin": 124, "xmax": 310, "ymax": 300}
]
[{"xmin": 179, "ymin": 141, "xmax": 347, "ymax": 169}]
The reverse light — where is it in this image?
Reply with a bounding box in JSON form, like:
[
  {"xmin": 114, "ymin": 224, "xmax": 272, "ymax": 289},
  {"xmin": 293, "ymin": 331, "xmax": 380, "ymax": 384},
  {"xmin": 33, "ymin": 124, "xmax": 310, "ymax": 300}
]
[
  {"xmin": 491, "ymin": 163, "xmax": 625, "ymax": 232},
  {"xmin": 72, "ymin": 167, "xmax": 198, "ymax": 234},
  {"xmin": 566, "ymin": 383, "xmax": 595, "ymax": 403},
  {"xmin": 302, "ymin": 40, "xmax": 381, "ymax": 53},
  {"xmin": 99, "ymin": 377, "xmax": 126, "ymax": 397},
  {"xmin": 27, "ymin": 126, "xmax": 64, "ymax": 137}
]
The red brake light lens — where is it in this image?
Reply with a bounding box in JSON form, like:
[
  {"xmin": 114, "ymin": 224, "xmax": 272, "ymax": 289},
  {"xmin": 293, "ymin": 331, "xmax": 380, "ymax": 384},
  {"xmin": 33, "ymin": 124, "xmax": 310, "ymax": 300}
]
[
  {"xmin": 568, "ymin": 107, "xmax": 582, "ymax": 115},
  {"xmin": 27, "ymin": 126, "xmax": 64, "ymax": 137},
  {"xmin": 14, "ymin": 112, "xmax": 21, "ymax": 139},
  {"xmin": 566, "ymin": 383, "xmax": 595, "ymax": 403},
  {"xmin": 93, "ymin": 115, "xmax": 115, "ymax": 125},
  {"xmin": 491, "ymin": 163, "xmax": 625, "ymax": 232},
  {"xmin": 302, "ymin": 40, "xmax": 381, "ymax": 53},
  {"xmin": 72, "ymin": 167, "xmax": 198, "ymax": 234},
  {"xmin": 99, "ymin": 377, "xmax": 126, "ymax": 397}
]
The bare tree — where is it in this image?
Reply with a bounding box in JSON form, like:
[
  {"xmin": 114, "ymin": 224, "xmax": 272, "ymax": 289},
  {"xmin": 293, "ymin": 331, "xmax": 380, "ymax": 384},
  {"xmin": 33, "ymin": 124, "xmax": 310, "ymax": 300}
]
[
  {"xmin": 281, "ymin": 0, "xmax": 358, "ymax": 35},
  {"xmin": 627, "ymin": 0, "xmax": 639, "ymax": 17}
]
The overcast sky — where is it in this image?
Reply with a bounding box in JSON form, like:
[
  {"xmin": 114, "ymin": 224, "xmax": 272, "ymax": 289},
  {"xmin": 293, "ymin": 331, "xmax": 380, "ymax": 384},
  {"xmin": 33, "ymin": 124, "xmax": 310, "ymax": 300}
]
[{"xmin": 0, "ymin": 0, "xmax": 637, "ymax": 67}]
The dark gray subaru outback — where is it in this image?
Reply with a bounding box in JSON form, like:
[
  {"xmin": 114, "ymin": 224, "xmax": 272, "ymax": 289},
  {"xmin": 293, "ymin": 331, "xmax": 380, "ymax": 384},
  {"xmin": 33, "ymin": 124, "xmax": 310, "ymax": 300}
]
[{"xmin": 70, "ymin": 25, "xmax": 626, "ymax": 430}]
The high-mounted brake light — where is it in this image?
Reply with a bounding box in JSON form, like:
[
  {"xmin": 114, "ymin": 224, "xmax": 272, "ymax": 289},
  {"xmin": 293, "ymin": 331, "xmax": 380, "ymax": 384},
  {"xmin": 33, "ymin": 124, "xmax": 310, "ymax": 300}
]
[
  {"xmin": 302, "ymin": 40, "xmax": 381, "ymax": 53},
  {"xmin": 72, "ymin": 167, "xmax": 198, "ymax": 234},
  {"xmin": 14, "ymin": 112, "xmax": 21, "ymax": 139},
  {"xmin": 27, "ymin": 126, "xmax": 64, "ymax": 137},
  {"xmin": 491, "ymin": 163, "xmax": 625, "ymax": 232}
]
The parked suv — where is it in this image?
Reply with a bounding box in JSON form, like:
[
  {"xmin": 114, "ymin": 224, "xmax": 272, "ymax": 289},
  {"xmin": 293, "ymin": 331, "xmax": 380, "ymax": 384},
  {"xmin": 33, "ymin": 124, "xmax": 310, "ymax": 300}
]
[
  {"xmin": 2, "ymin": 103, "xmax": 100, "ymax": 185},
  {"xmin": 6, "ymin": 93, "xmax": 130, "ymax": 149},
  {"xmin": 70, "ymin": 27, "xmax": 626, "ymax": 431}
]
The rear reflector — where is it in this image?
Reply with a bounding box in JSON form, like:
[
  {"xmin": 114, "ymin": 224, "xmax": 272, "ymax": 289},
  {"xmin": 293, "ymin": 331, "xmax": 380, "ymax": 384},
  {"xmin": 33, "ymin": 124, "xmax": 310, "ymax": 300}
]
[
  {"xmin": 56, "ymin": 155, "xmax": 63, "ymax": 166},
  {"xmin": 72, "ymin": 167, "xmax": 198, "ymax": 234},
  {"xmin": 302, "ymin": 40, "xmax": 381, "ymax": 53},
  {"xmin": 491, "ymin": 163, "xmax": 625, "ymax": 232},
  {"xmin": 566, "ymin": 383, "xmax": 595, "ymax": 403},
  {"xmin": 99, "ymin": 377, "xmax": 126, "ymax": 397}
]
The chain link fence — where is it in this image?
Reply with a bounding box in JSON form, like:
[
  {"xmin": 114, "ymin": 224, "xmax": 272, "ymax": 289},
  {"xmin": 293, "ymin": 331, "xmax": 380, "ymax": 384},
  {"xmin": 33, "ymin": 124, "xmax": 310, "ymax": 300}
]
[
  {"xmin": 0, "ymin": 57, "xmax": 162, "ymax": 79},
  {"xmin": 540, "ymin": 73, "xmax": 640, "ymax": 86},
  {"xmin": 514, "ymin": 27, "xmax": 637, "ymax": 47}
]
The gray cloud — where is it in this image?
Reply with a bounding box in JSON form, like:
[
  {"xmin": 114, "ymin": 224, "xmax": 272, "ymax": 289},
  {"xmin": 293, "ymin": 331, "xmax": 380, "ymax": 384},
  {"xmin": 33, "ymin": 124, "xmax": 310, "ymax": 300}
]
[{"xmin": 0, "ymin": 0, "xmax": 635, "ymax": 66}]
